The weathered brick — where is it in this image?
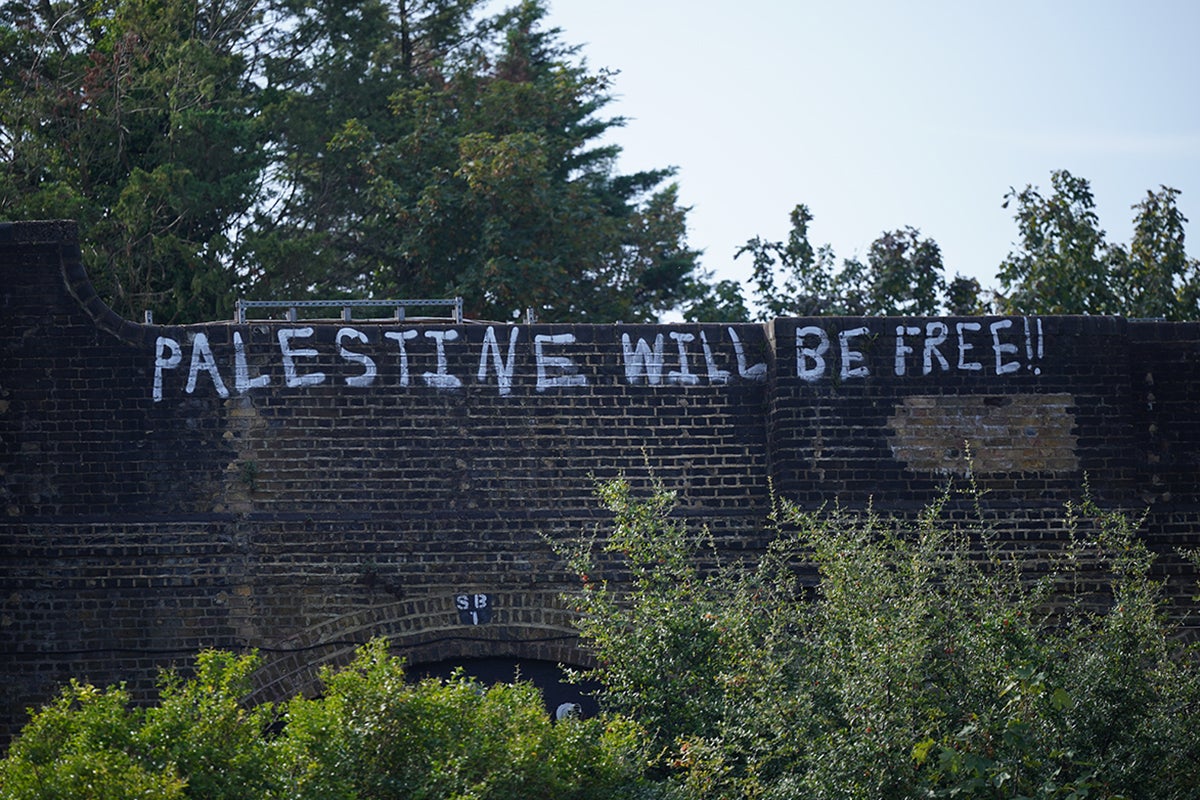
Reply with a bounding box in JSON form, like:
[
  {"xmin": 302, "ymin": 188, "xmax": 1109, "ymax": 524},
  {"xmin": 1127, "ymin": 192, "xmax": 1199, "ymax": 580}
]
[{"xmin": 3, "ymin": 222, "xmax": 1200, "ymax": 743}]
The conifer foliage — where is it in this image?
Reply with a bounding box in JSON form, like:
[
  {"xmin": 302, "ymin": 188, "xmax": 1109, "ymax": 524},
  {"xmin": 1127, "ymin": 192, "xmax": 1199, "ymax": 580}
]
[{"xmin": 0, "ymin": 0, "xmax": 704, "ymax": 323}]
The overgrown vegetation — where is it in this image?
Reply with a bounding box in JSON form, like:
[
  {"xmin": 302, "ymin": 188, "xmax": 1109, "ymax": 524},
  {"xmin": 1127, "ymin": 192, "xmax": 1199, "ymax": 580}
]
[
  {"xmin": 5, "ymin": 482, "xmax": 1200, "ymax": 799},
  {"xmin": 0, "ymin": 642, "xmax": 652, "ymax": 800},
  {"xmin": 5, "ymin": 3, "xmax": 1195, "ymax": 323},
  {"xmin": 562, "ymin": 479, "xmax": 1200, "ymax": 799}
]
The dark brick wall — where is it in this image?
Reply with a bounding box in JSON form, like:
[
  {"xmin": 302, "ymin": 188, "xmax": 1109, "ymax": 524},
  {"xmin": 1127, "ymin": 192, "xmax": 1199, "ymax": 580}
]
[
  {"xmin": 3, "ymin": 221, "xmax": 1199, "ymax": 743},
  {"xmin": 767, "ymin": 316, "xmax": 1139, "ymax": 509}
]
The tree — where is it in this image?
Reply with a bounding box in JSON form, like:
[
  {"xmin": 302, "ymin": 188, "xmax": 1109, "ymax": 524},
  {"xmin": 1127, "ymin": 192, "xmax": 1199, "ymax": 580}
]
[
  {"xmin": 276, "ymin": 640, "xmax": 651, "ymax": 800},
  {"xmin": 998, "ymin": 172, "xmax": 1200, "ymax": 319},
  {"xmin": 1, "ymin": 0, "xmax": 707, "ymax": 323},
  {"xmin": 0, "ymin": 642, "xmax": 656, "ymax": 800},
  {"xmin": 863, "ymin": 225, "xmax": 945, "ymax": 315},
  {"xmin": 738, "ymin": 204, "xmax": 951, "ymax": 319},
  {"xmin": 997, "ymin": 170, "xmax": 1116, "ymax": 315},
  {"xmin": 1110, "ymin": 185, "xmax": 1200, "ymax": 320},
  {"xmin": 0, "ymin": 0, "xmax": 266, "ymax": 323},
  {"xmin": 681, "ymin": 277, "xmax": 752, "ymax": 323},
  {"xmin": 244, "ymin": 0, "xmax": 495, "ymax": 304},
  {"xmin": 246, "ymin": 0, "xmax": 704, "ymax": 323},
  {"xmin": 944, "ymin": 272, "xmax": 987, "ymax": 315},
  {"xmin": 0, "ymin": 650, "xmax": 276, "ymax": 800},
  {"xmin": 737, "ymin": 204, "xmax": 847, "ymax": 320}
]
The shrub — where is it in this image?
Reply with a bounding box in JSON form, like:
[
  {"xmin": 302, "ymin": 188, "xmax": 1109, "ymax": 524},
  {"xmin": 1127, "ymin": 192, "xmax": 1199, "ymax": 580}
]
[
  {"xmin": 0, "ymin": 642, "xmax": 656, "ymax": 800},
  {"xmin": 275, "ymin": 639, "xmax": 655, "ymax": 800},
  {"xmin": 563, "ymin": 479, "xmax": 1200, "ymax": 799},
  {"xmin": 0, "ymin": 651, "xmax": 273, "ymax": 800}
]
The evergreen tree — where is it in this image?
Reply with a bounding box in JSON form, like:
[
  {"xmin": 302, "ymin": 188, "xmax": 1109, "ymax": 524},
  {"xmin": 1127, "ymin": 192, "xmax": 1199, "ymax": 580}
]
[
  {"xmin": 245, "ymin": 0, "xmax": 705, "ymax": 322},
  {"xmin": 0, "ymin": 0, "xmax": 264, "ymax": 323},
  {"xmin": 1, "ymin": 0, "xmax": 706, "ymax": 323}
]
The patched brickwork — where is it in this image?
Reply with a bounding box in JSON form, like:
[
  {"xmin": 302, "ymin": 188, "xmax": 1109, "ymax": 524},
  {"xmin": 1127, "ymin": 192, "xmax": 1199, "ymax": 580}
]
[
  {"xmin": 886, "ymin": 393, "xmax": 1079, "ymax": 475},
  {"xmin": 3, "ymin": 221, "xmax": 1200, "ymax": 744}
]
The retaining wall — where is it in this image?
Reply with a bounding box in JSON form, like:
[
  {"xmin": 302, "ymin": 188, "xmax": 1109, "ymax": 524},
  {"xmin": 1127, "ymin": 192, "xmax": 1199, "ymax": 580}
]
[{"xmin": 3, "ymin": 221, "xmax": 1199, "ymax": 743}]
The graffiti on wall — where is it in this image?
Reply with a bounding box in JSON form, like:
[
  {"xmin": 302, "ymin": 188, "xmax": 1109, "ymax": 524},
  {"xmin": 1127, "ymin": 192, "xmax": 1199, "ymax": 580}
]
[
  {"xmin": 794, "ymin": 318, "xmax": 1046, "ymax": 381},
  {"xmin": 151, "ymin": 318, "xmax": 1046, "ymax": 402},
  {"xmin": 152, "ymin": 325, "xmax": 769, "ymax": 402}
]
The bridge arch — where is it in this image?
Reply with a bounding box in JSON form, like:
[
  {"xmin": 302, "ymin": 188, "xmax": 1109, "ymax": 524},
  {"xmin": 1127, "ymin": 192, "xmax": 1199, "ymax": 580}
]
[{"xmin": 245, "ymin": 589, "xmax": 592, "ymax": 708}]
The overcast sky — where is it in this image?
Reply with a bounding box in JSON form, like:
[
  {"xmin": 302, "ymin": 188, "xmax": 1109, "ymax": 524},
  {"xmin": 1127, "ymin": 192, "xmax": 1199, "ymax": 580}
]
[{"xmin": 535, "ymin": 0, "xmax": 1200, "ymax": 295}]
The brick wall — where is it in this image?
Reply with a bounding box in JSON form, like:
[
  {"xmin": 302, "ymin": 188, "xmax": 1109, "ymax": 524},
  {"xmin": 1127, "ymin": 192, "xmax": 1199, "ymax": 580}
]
[{"xmin": 3, "ymin": 221, "xmax": 1199, "ymax": 743}]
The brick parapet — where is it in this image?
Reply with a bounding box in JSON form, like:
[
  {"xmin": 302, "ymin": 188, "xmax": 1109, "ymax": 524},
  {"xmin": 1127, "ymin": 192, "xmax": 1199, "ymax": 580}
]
[{"xmin": 3, "ymin": 220, "xmax": 1199, "ymax": 744}]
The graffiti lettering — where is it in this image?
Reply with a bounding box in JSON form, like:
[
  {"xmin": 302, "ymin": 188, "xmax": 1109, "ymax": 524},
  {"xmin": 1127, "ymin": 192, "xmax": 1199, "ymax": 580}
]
[
  {"xmin": 278, "ymin": 327, "xmax": 325, "ymax": 388},
  {"xmin": 422, "ymin": 330, "xmax": 462, "ymax": 389},
  {"xmin": 149, "ymin": 319, "xmax": 1042, "ymax": 402},
  {"xmin": 337, "ymin": 327, "xmax": 376, "ymax": 387},
  {"xmin": 153, "ymin": 336, "xmax": 182, "ymax": 402},
  {"xmin": 478, "ymin": 326, "xmax": 520, "ymax": 396},
  {"xmin": 534, "ymin": 333, "xmax": 587, "ymax": 391},
  {"xmin": 729, "ymin": 327, "xmax": 768, "ymax": 380},
  {"xmin": 796, "ymin": 318, "xmax": 1045, "ymax": 382},
  {"xmin": 384, "ymin": 329, "xmax": 418, "ymax": 386},
  {"xmin": 186, "ymin": 332, "xmax": 229, "ymax": 398},
  {"xmin": 796, "ymin": 325, "xmax": 830, "ymax": 381},
  {"xmin": 234, "ymin": 331, "xmax": 270, "ymax": 392},
  {"xmin": 621, "ymin": 333, "xmax": 665, "ymax": 385},
  {"xmin": 668, "ymin": 332, "xmax": 700, "ymax": 386}
]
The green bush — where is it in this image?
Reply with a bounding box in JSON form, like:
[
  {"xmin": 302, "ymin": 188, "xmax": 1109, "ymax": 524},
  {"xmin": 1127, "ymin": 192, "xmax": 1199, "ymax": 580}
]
[
  {"xmin": 275, "ymin": 639, "xmax": 654, "ymax": 800},
  {"xmin": 0, "ymin": 651, "xmax": 272, "ymax": 800},
  {"xmin": 0, "ymin": 642, "xmax": 655, "ymax": 800},
  {"xmin": 563, "ymin": 479, "xmax": 1200, "ymax": 799},
  {"xmin": 8, "ymin": 482, "xmax": 1200, "ymax": 800}
]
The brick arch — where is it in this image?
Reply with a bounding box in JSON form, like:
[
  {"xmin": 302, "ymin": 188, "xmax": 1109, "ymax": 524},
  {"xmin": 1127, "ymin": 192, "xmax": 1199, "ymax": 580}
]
[{"xmin": 246, "ymin": 589, "xmax": 592, "ymax": 706}]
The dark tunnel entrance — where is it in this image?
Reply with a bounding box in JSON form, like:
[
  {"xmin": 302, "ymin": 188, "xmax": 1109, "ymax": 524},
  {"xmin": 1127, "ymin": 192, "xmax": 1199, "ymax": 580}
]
[{"xmin": 411, "ymin": 657, "xmax": 601, "ymax": 719}]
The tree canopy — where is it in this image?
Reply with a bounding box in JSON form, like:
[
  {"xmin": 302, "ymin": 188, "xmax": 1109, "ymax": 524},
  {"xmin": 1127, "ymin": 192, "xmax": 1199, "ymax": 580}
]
[
  {"xmin": 987, "ymin": 170, "xmax": 1199, "ymax": 319},
  {"xmin": 561, "ymin": 479, "xmax": 1200, "ymax": 799},
  {"xmin": 997, "ymin": 170, "xmax": 1117, "ymax": 315},
  {"xmin": 739, "ymin": 173, "xmax": 1197, "ymax": 321},
  {"xmin": 0, "ymin": 0, "xmax": 264, "ymax": 322},
  {"xmin": 735, "ymin": 204, "xmax": 982, "ymax": 319},
  {"xmin": 0, "ymin": 0, "xmax": 706, "ymax": 323},
  {"xmin": 0, "ymin": 643, "xmax": 651, "ymax": 799},
  {"xmin": 2, "ymin": 2, "xmax": 1196, "ymax": 322}
]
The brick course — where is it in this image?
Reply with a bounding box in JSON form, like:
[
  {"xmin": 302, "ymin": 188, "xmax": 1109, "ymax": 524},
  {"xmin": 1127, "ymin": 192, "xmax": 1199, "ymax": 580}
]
[{"xmin": 3, "ymin": 221, "xmax": 1199, "ymax": 743}]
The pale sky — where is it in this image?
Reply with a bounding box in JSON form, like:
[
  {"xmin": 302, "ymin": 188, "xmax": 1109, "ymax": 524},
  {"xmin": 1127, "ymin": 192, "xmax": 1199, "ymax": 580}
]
[{"xmin": 537, "ymin": 0, "xmax": 1200, "ymax": 297}]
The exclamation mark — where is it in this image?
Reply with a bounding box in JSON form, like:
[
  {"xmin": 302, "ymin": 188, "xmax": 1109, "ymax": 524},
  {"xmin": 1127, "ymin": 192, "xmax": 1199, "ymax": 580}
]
[
  {"xmin": 1027, "ymin": 316, "xmax": 1046, "ymax": 376},
  {"xmin": 1033, "ymin": 318, "xmax": 1043, "ymax": 375},
  {"xmin": 1024, "ymin": 317, "xmax": 1043, "ymax": 375}
]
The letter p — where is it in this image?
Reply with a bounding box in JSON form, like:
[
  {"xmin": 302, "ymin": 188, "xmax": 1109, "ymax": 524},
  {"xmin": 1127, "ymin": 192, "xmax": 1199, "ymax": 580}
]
[{"xmin": 153, "ymin": 336, "xmax": 182, "ymax": 402}]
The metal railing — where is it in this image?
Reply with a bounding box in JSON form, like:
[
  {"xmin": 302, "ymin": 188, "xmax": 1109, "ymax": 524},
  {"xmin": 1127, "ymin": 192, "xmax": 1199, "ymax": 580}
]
[{"xmin": 235, "ymin": 297, "xmax": 463, "ymax": 324}]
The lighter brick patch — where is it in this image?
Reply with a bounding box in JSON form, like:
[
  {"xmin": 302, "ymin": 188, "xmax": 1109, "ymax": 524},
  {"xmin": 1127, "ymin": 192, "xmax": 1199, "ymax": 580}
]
[{"xmin": 887, "ymin": 393, "xmax": 1078, "ymax": 475}]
